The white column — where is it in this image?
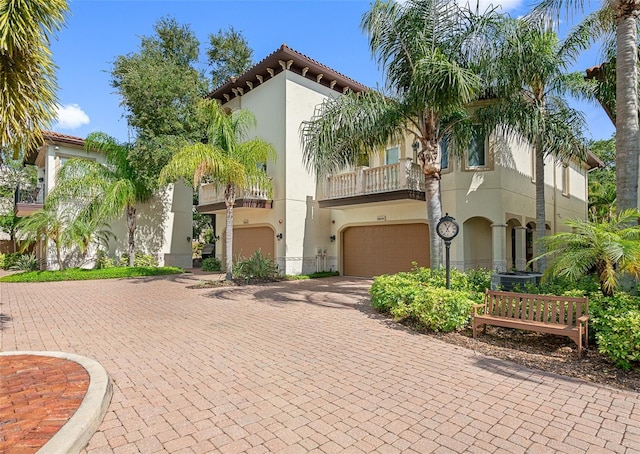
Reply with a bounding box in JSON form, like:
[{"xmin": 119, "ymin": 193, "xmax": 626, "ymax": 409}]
[
  {"xmin": 514, "ymin": 226, "xmax": 527, "ymax": 271},
  {"xmin": 491, "ymin": 223, "xmax": 508, "ymax": 273}
]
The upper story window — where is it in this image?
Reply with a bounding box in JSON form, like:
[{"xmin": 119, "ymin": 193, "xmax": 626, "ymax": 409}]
[
  {"xmin": 385, "ymin": 146, "xmax": 399, "ymax": 165},
  {"xmin": 440, "ymin": 139, "xmax": 450, "ymax": 173},
  {"xmin": 463, "ymin": 126, "xmax": 492, "ymax": 171}
]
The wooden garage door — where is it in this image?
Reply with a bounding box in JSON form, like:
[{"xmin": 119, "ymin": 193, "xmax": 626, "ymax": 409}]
[
  {"xmin": 229, "ymin": 227, "xmax": 275, "ymax": 261},
  {"xmin": 343, "ymin": 224, "xmax": 430, "ymax": 277}
]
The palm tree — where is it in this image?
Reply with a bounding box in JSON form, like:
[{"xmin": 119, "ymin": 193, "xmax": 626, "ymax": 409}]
[
  {"xmin": 0, "ymin": 0, "xmax": 68, "ymax": 161},
  {"xmin": 16, "ymin": 206, "xmax": 67, "ymax": 270},
  {"xmin": 63, "ymin": 215, "xmax": 114, "ymax": 265},
  {"xmin": 535, "ymin": 209, "xmax": 640, "ymax": 296},
  {"xmin": 475, "ymin": 18, "xmax": 588, "ymax": 271},
  {"xmin": 534, "ymin": 0, "xmax": 640, "ymax": 213},
  {"xmin": 301, "ymin": 0, "xmax": 500, "ymax": 269},
  {"xmin": 160, "ymin": 100, "xmax": 276, "ymax": 280},
  {"xmin": 51, "ymin": 132, "xmax": 153, "ymax": 266}
]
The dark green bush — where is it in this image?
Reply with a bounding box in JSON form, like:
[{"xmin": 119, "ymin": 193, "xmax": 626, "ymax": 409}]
[
  {"xmin": 202, "ymin": 257, "xmax": 221, "ymax": 272},
  {"xmin": 370, "ymin": 267, "xmax": 481, "ymax": 332},
  {"xmin": 233, "ymin": 250, "xmax": 279, "ymax": 281},
  {"xmin": 119, "ymin": 253, "xmax": 158, "ymax": 267},
  {"xmin": 1, "ymin": 252, "xmax": 22, "ymax": 270},
  {"xmin": 588, "ymin": 292, "xmax": 640, "ymax": 370}
]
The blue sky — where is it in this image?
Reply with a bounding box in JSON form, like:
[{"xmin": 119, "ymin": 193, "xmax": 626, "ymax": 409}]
[{"xmin": 51, "ymin": 0, "xmax": 615, "ymax": 143}]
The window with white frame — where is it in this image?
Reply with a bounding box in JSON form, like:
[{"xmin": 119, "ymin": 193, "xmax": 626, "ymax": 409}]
[
  {"xmin": 385, "ymin": 146, "xmax": 399, "ymax": 165},
  {"xmin": 465, "ymin": 126, "xmax": 488, "ymax": 169}
]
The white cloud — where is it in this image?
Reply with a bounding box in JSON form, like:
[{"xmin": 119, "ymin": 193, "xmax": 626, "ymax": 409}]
[{"xmin": 55, "ymin": 104, "xmax": 90, "ymax": 129}]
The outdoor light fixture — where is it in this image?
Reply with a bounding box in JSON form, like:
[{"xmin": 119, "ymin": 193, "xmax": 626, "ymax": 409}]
[
  {"xmin": 330, "ymin": 235, "xmax": 336, "ymax": 242},
  {"xmin": 412, "ymin": 141, "xmax": 420, "ymax": 152},
  {"xmin": 276, "ymin": 233, "xmax": 283, "ymax": 240},
  {"xmin": 187, "ymin": 236, "xmax": 191, "ymax": 242}
]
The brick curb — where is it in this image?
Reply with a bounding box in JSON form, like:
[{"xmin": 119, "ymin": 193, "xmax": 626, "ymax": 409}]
[{"xmin": 0, "ymin": 351, "xmax": 112, "ymax": 454}]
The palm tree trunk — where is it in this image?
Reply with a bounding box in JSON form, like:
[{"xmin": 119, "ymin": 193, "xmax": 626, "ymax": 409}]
[
  {"xmin": 224, "ymin": 183, "xmax": 236, "ymax": 280},
  {"xmin": 55, "ymin": 238, "xmax": 64, "ymax": 271},
  {"xmin": 127, "ymin": 204, "xmax": 136, "ymax": 267},
  {"xmin": 535, "ymin": 142, "xmax": 546, "ymax": 273},
  {"xmin": 425, "ymin": 175, "xmax": 443, "ymax": 269},
  {"xmin": 615, "ymin": 10, "xmax": 639, "ymax": 212}
]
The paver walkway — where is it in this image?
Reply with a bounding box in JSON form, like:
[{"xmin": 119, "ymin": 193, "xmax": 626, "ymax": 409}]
[{"xmin": 1, "ymin": 275, "xmax": 640, "ymax": 453}]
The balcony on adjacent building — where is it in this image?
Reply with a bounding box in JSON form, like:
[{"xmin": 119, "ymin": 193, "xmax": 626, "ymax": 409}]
[
  {"xmin": 319, "ymin": 158, "xmax": 425, "ymax": 208},
  {"xmin": 197, "ymin": 182, "xmax": 273, "ymax": 213},
  {"xmin": 15, "ymin": 186, "xmax": 44, "ymax": 217}
]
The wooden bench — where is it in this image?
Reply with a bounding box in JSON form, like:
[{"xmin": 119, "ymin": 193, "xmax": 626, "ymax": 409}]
[{"xmin": 473, "ymin": 289, "xmax": 589, "ymax": 357}]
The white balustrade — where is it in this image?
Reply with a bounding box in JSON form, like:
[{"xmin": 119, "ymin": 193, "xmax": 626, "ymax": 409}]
[
  {"xmin": 323, "ymin": 158, "xmax": 425, "ymax": 199},
  {"xmin": 199, "ymin": 182, "xmax": 270, "ymax": 205}
]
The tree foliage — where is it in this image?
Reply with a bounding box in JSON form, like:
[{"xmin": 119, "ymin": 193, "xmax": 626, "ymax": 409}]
[
  {"xmin": 110, "ymin": 16, "xmax": 209, "ymax": 187},
  {"xmin": 588, "ymin": 136, "xmax": 616, "ymax": 219},
  {"xmin": 0, "ymin": 0, "xmax": 68, "ymax": 161},
  {"xmin": 207, "ymin": 25, "xmax": 253, "ymax": 88},
  {"xmin": 536, "ymin": 209, "xmax": 640, "ymax": 296}
]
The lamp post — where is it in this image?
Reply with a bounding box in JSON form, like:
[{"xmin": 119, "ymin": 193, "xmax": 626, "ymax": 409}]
[{"xmin": 436, "ymin": 213, "xmax": 459, "ymax": 289}]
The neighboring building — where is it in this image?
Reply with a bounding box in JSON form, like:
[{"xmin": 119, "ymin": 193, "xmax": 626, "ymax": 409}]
[
  {"xmin": 199, "ymin": 45, "xmax": 602, "ymax": 278},
  {"xmin": 20, "ymin": 131, "xmax": 192, "ymax": 269}
]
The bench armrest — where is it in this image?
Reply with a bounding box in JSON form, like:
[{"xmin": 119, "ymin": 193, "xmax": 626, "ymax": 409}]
[
  {"xmin": 577, "ymin": 315, "xmax": 589, "ymax": 323},
  {"xmin": 472, "ymin": 304, "xmax": 485, "ymax": 316}
]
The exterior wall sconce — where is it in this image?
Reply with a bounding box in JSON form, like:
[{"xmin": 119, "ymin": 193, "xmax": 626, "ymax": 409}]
[
  {"xmin": 329, "ymin": 235, "xmax": 336, "ymax": 242},
  {"xmin": 276, "ymin": 233, "xmax": 283, "ymax": 240},
  {"xmin": 187, "ymin": 236, "xmax": 191, "ymax": 242}
]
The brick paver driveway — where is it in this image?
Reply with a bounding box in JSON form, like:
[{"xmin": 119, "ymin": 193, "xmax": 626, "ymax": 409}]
[{"xmin": 2, "ymin": 275, "xmax": 640, "ymax": 453}]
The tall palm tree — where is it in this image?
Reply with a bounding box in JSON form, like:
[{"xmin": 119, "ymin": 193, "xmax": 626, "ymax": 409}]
[
  {"xmin": 51, "ymin": 132, "xmax": 153, "ymax": 266},
  {"xmin": 301, "ymin": 0, "xmax": 500, "ymax": 269},
  {"xmin": 535, "ymin": 209, "xmax": 640, "ymax": 296},
  {"xmin": 0, "ymin": 0, "xmax": 68, "ymax": 161},
  {"xmin": 475, "ymin": 18, "xmax": 588, "ymax": 272},
  {"xmin": 534, "ymin": 0, "xmax": 640, "ymax": 213},
  {"xmin": 160, "ymin": 100, "xmax": 276, "ymax": 280}
]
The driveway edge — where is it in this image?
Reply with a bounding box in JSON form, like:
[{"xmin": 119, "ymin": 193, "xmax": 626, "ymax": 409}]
[{"xmin": 1, "ymin": 351, "xmax": 112, "ymax": 454}]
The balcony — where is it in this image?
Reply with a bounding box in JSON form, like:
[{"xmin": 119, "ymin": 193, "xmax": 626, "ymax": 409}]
[
  {"xmin": 319, "ymin": 158, "xmax": 425, "ymax": 208},
  {"xmin": 15, "ymin": 186, "xmax": 44, "ymax": 217},
  {"xmin": 197, "ymin": 182, "xmax": 272, "ymax": 213}
]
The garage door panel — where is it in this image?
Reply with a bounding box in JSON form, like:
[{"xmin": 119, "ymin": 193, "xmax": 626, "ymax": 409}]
[
  {"xmin": 226, "ymin": 227, "xmax": 274, "ymax": 261},
  {"xmin": 343, "ymin": 224, "xmax": 429, "ymax": 277}
]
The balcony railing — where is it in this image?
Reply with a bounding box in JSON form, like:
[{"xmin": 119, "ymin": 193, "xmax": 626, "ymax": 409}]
[
  {"xmin": 322, "ymin": 158, "xmax": 425, "ymax": 200},
  {"xmin": 199, "ymin": 182, "xmax": 270, "ymax": 207},
  {"xmin": 15, "ymin": 186, "xmax": 44, "ymax": 205}
]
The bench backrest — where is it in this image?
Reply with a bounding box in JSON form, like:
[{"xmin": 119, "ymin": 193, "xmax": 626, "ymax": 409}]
[{"xmin": 484, "ymin": 289, "xmax": 588, "ymax": 326}]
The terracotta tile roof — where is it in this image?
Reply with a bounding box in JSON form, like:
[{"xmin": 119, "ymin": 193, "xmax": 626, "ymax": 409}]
[
  {"xmin": 43, "ymin": 131, "xmax": 85, "ymax": 147},
  {"xmin": 207, "ymin": 44, "xmax": 369, "ymax": 102}
]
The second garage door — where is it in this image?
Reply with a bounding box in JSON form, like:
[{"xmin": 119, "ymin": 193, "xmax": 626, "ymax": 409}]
[{"xmin": 343, "ymin": 223, "xmax": 430, "ymax": 277}]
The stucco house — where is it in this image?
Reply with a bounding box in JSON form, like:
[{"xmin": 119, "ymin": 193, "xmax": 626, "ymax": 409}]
[
  {"xmin": 18, "ymin": 131, "xmax": 192, "ymax": 269},
  {"xmin": 198, "ymin": 44, "xmax": 602, "ymax": 278}
]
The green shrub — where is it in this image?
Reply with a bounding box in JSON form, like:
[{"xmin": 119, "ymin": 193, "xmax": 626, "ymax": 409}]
[
  {"xmin": 119, "ymin": 253, "xmax": 158, "ymax": 267},
  {"xmin": 390, "ymin": 287, "xmax": 475, "ymax": 332},
  {"xmin": 233, "ymin": 250, "xmax": 279, "ymax": 281},
  {"xmin": 202, "ymin": 257, "xmax": 221, "ymax": 272},
  {"xmin": 596, "ymin": 309, "xmax": 640, "ymax": 370},
  {"xmin": 370, "ymin": 269, "xmax": 477, "ymax": 332},
  {"xmin": 0, "ymin": 253, "xmax": 4, "ymax": 269},
  {"xmin": 1, "ymin": 252, "xmax": 22, "ymax": 270},
  {"xmin": 95, "ymin": 250, "xmax": 116, "ymax": 269},
  {"xmin": 192, "ymin": 242, "xmax": 204, "ymax": 259},
  {"xmin": 9, "ymin": 253, "xmax": 41, "ymax": 271}
]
